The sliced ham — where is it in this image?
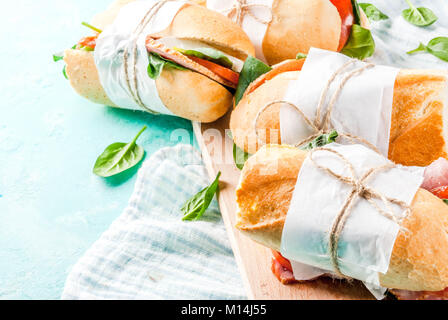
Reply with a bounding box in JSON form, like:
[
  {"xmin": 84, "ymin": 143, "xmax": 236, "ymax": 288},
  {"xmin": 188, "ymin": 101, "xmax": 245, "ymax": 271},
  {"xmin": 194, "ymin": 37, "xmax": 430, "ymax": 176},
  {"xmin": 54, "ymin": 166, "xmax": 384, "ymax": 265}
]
[
  {"xmin": 421, "ymin": 157, "xmax": 448, "ymax": 191},
  {"xmin": 145, "ymin": 37, "xmax": 237, "ymax": 88},
  {"xmin": 271, "ymin": 257, "xmax": 297, "ymax": 285}
]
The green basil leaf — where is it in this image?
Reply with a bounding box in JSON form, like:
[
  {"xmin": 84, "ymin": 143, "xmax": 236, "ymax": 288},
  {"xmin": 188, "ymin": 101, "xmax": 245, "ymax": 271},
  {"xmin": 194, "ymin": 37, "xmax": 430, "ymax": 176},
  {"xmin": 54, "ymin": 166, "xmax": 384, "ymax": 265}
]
[
  {"xmin": 233, "ymin": 143, "xmax": 251, "ymax": 170},
  {"xmin": 359, "ymin": 3, "xmax": 388, "ymax": 21},
  {"xmin": 62, "ymin": 65, "xmax": 68, "ymax": 80},
  {"xmin": 93, "ymin": 126, "xmax": 147, "ymax": 177},
  {"xmin": 295, "ymin": 52, "xmax": 307, "ymax": 59},
  {"xmin": 341, "ymin": 24, "xmax": 375, "ymax": 60},
  {"xmin": 174, "ymin": 47, "xmax": 233, "ymax": 69},
  {"xmin": 402, "ymin": 0, "xmax": 437, "ymax": 27},
  {"xmin": 53, "ymin": 52, "xmax": 64, "ymax": 62},
  {"xmin": 300, "ymin": 130, "xmax": 339, "ymax": 150},
  {"xmin": 147, "ymin": 52, "xmax": 187, "ymax": 80},
  {"xmin": 181, "ymin": 172, "xmax": 221, "ymax": 221},
  {"xmin": 443, "ymin": 199, "xmax": 448, "ymax": 205},
  {"xmin": 235, "ymin": 56, "xmax": 271, "ymax": 106},
  {"xmin": 351, "ymin": 0, "xmax": 362, "ymax": 25},
  {"xmin": 407, "ymin": 37, "xmax": 448, "ymax": 62}
]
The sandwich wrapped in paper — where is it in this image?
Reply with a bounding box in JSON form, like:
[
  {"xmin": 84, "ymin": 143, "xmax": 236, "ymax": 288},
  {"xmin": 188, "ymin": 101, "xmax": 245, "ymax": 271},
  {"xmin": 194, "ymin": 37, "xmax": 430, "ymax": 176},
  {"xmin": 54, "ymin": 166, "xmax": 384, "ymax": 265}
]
[
  {"xmin": 230, "ymin": 48, "xmax": 448, "ymax": 166},
  {"xmin": 207, "ymin": 0, "xmax": 371, "ymax": 64},
  {"xmin": 235, "ymin": 143, "xmax": 448, "ymax": 299},
  {"xmin": 62, "ymin": 0, "xmax": 255, "ymax": 122}
]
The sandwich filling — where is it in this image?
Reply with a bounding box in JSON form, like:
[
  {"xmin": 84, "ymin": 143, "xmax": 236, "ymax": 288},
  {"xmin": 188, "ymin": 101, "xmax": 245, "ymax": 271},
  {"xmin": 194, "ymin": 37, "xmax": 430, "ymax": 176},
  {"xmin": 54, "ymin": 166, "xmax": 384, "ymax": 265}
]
[
  {"xmin": 329, "ymin": 0, "xmax": 354, "ymax": 51},
  {"xmin": 65, "ymin": 30, "xmax": 243, "ymax": 90},
  {"xmin": 271, "ymin": 157, "xmax": 448, "ymax": 300},
  {"xmin": 145, "ymin": 36, "xmax": 243, "ymax": 89}
]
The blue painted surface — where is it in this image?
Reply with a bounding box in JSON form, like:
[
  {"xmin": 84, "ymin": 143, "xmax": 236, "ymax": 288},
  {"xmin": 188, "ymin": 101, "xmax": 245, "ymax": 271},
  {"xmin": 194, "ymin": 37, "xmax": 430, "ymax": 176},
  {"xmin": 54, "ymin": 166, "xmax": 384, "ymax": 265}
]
[{"xmin": 0, "ymin": 0, "xmax": 195, "ymax": 299}]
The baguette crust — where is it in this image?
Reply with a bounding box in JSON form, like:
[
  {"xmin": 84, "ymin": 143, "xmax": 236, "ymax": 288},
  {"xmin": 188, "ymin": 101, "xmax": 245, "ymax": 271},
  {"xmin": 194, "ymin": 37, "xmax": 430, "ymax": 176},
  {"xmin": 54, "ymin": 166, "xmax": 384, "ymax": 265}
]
[
  {"xmin": 155, "ymin": 67, "xmax": 233, "ymax": 122},
  {"xmin": 166, "ymin": 4, "xmax": 255, "ymax": 60},
  {"xmin": 388, "ymin": 69, "xmax": 448, "ymax": 166},
  {"xmin": 231, "ymin": 69, "xmax": 448, "ymax": 167},
  {"xmin": 64, "ymin": 49, "xmax": 116, "ymax": 107},
  {"xmin": 263, "ymin": 0, "xmax": 341, "ymax": 65},
  {"xmin": 231, "ymin": 71, "xmax": 299, "ymax": 153},
  {"xmin": 236, "ymin": 145, "xmax": 448, "ymax": 291},
  {"xmin": 64, "ymin": 0, "xmax": 254, "ymax": 122}
]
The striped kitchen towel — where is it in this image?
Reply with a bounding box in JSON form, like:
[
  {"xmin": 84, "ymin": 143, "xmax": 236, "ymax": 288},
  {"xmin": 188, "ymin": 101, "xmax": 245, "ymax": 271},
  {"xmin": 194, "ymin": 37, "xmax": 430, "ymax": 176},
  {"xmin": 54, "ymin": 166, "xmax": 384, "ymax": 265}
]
[{"xmin": 62, "ymin": 144, "xmax": 246, "ymax": 299}]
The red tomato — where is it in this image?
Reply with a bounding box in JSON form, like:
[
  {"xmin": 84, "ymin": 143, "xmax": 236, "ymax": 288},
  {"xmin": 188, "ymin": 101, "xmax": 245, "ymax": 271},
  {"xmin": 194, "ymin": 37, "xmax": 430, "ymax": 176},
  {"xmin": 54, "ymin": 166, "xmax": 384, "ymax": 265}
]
[
  {"xmin": 430, "ymin": 186, "xmax": 448, "ymax": 199},
  {"xmin": 187, "ymin": 55, "xmax": 239, "ymax": 86},
  {"xmin": 78, "ymin": 35, "xmax": 98, "ymax": 50},
  {"xmin": 271, "ymin": 250, "xmax": 293, "ymax": 272},
  {"xmin": 329, "ymin": 0, "xmax": 355, "ymax": 51}
]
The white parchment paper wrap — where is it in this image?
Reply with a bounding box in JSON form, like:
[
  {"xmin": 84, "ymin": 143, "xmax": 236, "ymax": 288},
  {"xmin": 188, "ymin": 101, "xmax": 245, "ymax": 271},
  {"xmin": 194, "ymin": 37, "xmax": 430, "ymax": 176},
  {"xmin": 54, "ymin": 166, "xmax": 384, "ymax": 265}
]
[
  {"xmin": 280, "ymin": 143, "xmax": 424, "ymax": 294},
  {"xmin": 280, "ymin": 48, "xmax": 399, "ymax": 156},
  {"xmin": 206, "ymin": 0, "xmax": 273, "ymax": 62},
  {"xmin": 94, "ymin": 0, "xmax": 186, "ymax": 114}
]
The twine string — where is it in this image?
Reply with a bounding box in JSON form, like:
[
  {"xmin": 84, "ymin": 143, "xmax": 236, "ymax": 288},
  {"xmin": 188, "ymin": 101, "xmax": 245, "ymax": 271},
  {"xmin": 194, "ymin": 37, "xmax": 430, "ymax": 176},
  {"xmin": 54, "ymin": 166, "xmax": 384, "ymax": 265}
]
[
  {"xmin": 221, "ymin": 0, "xmax": 273, "ymax": 26},
  {"xmin": 308, "ymin": 147, "xmax": 411, "ymax": 278},
  {"xmin": 252, "ymin": 60, "xmax": 378, "ymax": 152},
  {"xmin": 123, "ymin": 0, "xmax": 189, "ymax": 114}
]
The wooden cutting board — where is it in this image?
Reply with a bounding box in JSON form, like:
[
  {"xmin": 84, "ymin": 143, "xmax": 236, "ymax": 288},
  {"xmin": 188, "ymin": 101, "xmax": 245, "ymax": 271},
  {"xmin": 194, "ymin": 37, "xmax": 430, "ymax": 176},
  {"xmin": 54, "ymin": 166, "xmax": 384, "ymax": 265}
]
[{"xmin": 192, "ymin": 112, "xmax": 374, "ymax": 300}]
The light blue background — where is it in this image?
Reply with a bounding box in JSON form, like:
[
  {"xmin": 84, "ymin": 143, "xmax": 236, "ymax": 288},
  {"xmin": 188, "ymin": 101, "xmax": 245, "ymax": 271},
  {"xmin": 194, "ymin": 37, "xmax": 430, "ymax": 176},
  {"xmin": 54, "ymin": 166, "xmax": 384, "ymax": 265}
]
[{"xmin": 0, "ymin": 0, "xmax": 195, "ymax": 299}]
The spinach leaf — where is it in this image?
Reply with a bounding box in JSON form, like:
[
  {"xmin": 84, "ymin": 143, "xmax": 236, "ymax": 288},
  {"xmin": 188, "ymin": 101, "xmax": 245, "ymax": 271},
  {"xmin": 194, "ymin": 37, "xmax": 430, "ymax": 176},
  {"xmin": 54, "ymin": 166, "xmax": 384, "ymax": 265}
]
[
  {"xmin": 300, "ymin": 130, "xmax": 339, "ymax": 150},
  {"xmin": 80, "ymin": 46, "xmax": 94, "ymax": 52},
  {"xmin": 227, "ymin": 131, "xmax": 251, "ymax": 170},
  {"xmin": 93, "ymin": 126, "xmax": 147, "ymax": 177},
  {"xmin": 407, "ymin": 37, "xmax": 448, "ymax": 62},
  {"xmin": 53, "ymin": 52, "xmax": 64, "ymax": 62},
  {"xmin": 81, "ymin": 21, "xmax": 102, "ymax": 33},
  {"xmin": 62, "ymin": 65, "xmax": 68, "ymax": 80},
  {"xmin": 234, "ymin": 56, "xmax": 271, "ymax": 106},
  {"xmin": 351, "ymin": 0, "xmax": 362, "ymax": 25},
  {"xmin": 232, "ymin": 56, "xmax": 270, "ymax": 169},
  {"xmin": 233, "ymin": 143, "xmax": 251, "ymax": 170},
  {"xmin": 181, "ymin": 172, "xmax": 221, "ymax": 221},
  {"xmin": 147, "ymin": 52, "xmax": 187, "ymax": 80},
  {"xmin": 174, "ymin": 47, "xmax": 233, "ymax": 69},
  {"xmin": 295, "ymin": 52, "xmax": 307, "ymax": 59},
  {"xmin": 359, "ymin": 3, "xmax": 388, "ymax": 21},
  {"xmin": 341, "ymin": 24, "xmax": 375, "ymax": 60},
  {"xmin": 402, "ymin": 0, "xmax": 437, "ymax": 27}
]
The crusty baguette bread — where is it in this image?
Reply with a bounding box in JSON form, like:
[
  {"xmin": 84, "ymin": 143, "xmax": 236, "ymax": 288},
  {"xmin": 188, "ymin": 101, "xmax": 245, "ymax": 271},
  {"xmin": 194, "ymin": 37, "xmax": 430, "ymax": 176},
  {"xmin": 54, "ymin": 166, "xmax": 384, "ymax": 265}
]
[
  {"xmin": 263, "ymin": 0, "xmax": 342, "ymax": 65},
  {"xmin": 63, "ymin": 0, "xmax": 254, "ymax": 122},
  {"xmin": 236, "ymin": 144, "xmax": 448, "ymax": 291},
  {"xmin": 230, "ymin": 67, "xmax": 448, "ymax": 166}
]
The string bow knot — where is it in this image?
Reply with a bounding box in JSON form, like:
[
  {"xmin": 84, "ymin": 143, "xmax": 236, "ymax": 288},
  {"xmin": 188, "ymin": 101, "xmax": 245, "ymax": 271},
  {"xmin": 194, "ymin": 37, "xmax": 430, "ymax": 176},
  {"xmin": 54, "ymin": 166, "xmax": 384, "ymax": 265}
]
[
  {"xmin": 308, "ymin": 147, "xmax": 411, "ymax": 278},
  {"xmin": 253, "ymin": 59, "xmax": 378, "ymax": 152},
  {"xmin": 222, "ymin": 0, "xmax": 273, "ymax": 26}
]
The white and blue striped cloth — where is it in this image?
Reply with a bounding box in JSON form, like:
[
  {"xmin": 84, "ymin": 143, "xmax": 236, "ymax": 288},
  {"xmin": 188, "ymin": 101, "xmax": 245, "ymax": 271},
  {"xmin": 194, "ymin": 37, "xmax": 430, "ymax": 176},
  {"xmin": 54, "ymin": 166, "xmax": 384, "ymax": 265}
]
[
  {"xmin": 62, "ymin": 145, "xmax": 245, "ymax": 299},
  {"xmin": 62, "ymin": 0, "xmax": 448, "ymax": 300}
]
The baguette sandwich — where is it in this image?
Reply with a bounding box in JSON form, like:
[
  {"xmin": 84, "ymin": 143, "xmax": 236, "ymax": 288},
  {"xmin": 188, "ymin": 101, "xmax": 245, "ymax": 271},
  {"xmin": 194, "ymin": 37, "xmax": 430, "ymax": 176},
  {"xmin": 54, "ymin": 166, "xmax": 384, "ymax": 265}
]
[
  {"xmin": 208, "ymin": 0, "xmax": 371, "ymax": 64},
  {"xmin": 61, "ymin": 0, "xmax": 255, "ymax": 122},
  {"xmin": 230, "ymin": 59, "xmax": 448, "ymax": 166},
  {"xmin": 236, "ymin": 144, "xmax": 448, "ymax": 299}
]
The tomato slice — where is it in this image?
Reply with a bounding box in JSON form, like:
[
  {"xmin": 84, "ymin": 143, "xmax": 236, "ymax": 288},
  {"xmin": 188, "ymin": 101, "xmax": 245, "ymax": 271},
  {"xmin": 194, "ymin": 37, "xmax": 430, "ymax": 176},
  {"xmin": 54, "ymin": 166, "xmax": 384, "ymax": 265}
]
[
  {"xmin": 430, "ymin": 186, "xmax": 448, "ymax": 199},
  {"xmin": 187, "ymin": 55, "xmax": 239, "ymax": 86},
  {"xmin": 78, "ymin": 35, "xmax": 98, "ymax": 50},
  {"xmin": 271, "ymin": 250, "xmax": 293, "ymax": 272},
  {"xmin": 329, "ymin": 0, "xmax": 355, "ymax": 51}
]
